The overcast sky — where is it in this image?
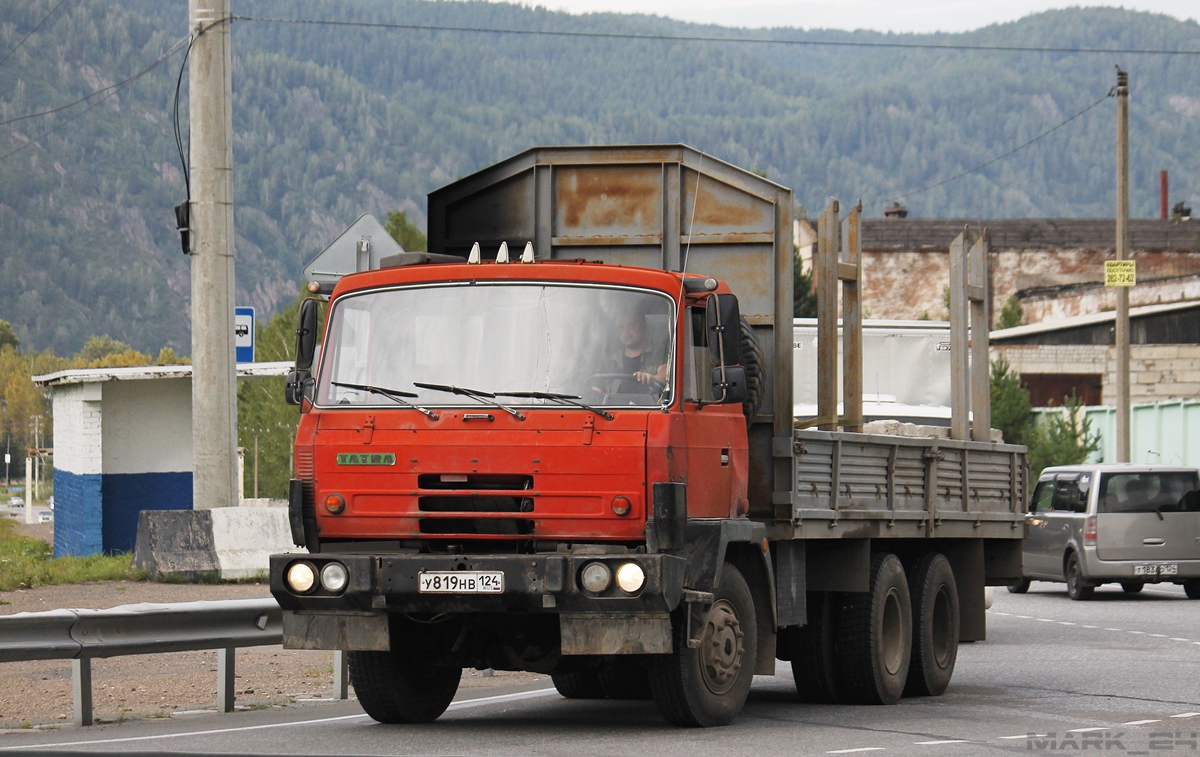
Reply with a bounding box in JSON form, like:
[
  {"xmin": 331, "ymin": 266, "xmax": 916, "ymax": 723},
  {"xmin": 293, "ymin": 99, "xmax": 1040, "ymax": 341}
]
[{"xmin": 506, "ymin": 0, "xmax": 1199, "ymax": 33}]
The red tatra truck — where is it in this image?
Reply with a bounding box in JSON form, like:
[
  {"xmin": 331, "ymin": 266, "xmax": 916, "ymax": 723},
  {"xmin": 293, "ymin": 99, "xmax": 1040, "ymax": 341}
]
[{"xmin": 270, "ymin": 145, "xmax": 1025, "ymax": 727}]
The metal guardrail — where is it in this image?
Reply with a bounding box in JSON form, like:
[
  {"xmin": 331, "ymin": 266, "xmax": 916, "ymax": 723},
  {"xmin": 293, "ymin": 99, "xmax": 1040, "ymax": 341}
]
[{"xmin": 0, "ymin": 598, "xmax": 348, "ymax": 726}]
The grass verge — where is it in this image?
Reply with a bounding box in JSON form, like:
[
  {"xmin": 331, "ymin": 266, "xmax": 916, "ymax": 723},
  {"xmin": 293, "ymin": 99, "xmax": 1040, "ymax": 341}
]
[{"xmin": 0, "ymin": 518, "xmax": 145, "ymax": 591}]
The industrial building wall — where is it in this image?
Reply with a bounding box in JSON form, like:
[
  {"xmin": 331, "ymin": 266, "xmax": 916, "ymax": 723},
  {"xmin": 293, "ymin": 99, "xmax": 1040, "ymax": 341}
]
[{"xmin": 1034, "ymin": 400, "xmax": 1200, "ymax": 468}]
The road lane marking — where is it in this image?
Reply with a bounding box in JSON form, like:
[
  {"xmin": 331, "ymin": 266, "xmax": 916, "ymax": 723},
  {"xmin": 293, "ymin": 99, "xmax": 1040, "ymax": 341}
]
[
  {"xmin": 0, "ymin": 688, "xmax": 560, "ymax": 751},
  {"xmin": 827, "ymin": 749, "xmax": 885, "ymax": 754},
  {"xmin": 1123, "ymin": 720, "xmax": 1161, "ymax": 725},
  {"xmin": 1170, "ymin": 712, "xmax": 1200, "ymax": 718},
  {"xmin": 998, "ymin": 614, "xmax": 1196, "ymax": 644},
  {"xmin": 1068, "ymin": 727, "xmax": 1109, "ymax": 733},
  {"xmin": 998, "ymin": 734, "xmax": 1044, "ymax": 740},
  {"xmin": 914, "ymin": 740, "xmax": 968, "ymax": 744}
]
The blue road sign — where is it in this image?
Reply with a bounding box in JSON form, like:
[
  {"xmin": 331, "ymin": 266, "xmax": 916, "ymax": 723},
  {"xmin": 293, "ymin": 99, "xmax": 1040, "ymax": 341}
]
[{"xmin": 235, "ymin": 307, "xmax": 255, "ymax": 363}]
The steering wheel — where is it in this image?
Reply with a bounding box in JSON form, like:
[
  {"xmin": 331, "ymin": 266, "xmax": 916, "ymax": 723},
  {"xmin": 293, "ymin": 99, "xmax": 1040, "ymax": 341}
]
[{"xmin": 588, "ymin": 372, "xmax": 666, "ymax": 395}]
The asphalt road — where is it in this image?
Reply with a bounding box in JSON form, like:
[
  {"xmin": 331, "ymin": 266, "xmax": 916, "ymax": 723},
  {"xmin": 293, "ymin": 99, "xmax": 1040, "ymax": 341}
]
[{"xmin": 4, "ymin": 581, "xmax": 1198, "ymax": 756}]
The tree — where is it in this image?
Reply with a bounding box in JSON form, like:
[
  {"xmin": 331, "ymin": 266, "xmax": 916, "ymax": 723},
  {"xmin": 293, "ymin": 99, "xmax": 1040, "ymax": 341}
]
[
  {"xmin": 74, "ymin": 336, "xmax": 138, "ymax": 365},
  {"xmin": 1026, "ymin": 394, "xmax": 1102, "ymax": 480},
  {"xmin": 990, "ymin": 356, "xmax": 1033, "ymax": 446},
  {"xmin": 155, "ymin": 347, "xmax": 186, "ymax": 365},
  {"xmin": 385, "ymin": 211, "xmax": 427, "ymax": 252},
  {"xmin": 794, "ymin": 259, "xmax": 817, "ymax": 318},
  {"xmin": 0, "ymin": 321, "xmax": 19, "ymax": 351},
  {"xmin": 996, "ymin": 295, "xmax": 1023, "ymax": 330}
]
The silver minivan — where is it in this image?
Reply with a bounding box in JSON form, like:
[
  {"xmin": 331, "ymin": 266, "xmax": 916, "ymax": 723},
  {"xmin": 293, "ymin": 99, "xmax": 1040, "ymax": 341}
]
[{"xmin": 1010, "ymin": 463, "xmax": 1200, "ymax": 600}]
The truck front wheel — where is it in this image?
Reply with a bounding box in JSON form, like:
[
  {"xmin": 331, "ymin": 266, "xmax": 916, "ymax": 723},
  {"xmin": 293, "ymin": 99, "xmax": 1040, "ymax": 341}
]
[
  {"xmin": 837, "ymin": 552, "xmax": 912, "ymax": 705},
  {"xmin": 348, "ymin": 649, "xmax": 462, "ymax": 723},
  {"xmin": 650, "ymin": 563, "xmax": 758, "ymax": 727}
]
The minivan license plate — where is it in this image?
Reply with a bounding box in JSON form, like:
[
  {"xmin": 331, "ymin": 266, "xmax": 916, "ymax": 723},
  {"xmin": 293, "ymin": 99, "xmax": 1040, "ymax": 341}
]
[
  {"xmin": 1133, "ymin": 563, "xmax": 1178, "ymax": 576},
  {"xmin": 418, "ymin": 571, "xmax": 504, "ymax": 594}
]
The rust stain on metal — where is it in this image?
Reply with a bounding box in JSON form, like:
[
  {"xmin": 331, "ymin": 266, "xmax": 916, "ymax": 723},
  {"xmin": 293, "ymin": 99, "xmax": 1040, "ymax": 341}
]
[
  {"xmin": 557, "ymin": 167, "xmax": 661, "ymax": 232},
  {"xmin": 691, "ymin": 175, "xmax": 771, "ymax": 230}
]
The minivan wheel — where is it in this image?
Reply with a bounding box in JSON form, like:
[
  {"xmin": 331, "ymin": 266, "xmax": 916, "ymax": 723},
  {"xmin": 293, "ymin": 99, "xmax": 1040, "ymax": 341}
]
[
  {"xmin": 1007, "ymin": 578, "xmax": 1031, "ymax": 594},
  {"xmin": 1184, "ymin": 580, "xmax": 1200, "ymax": 600},
  {"xmin": 1120, "ymin": 581, "xmax": 1144, "ymax": 594},
  {"xmin": 1065, "ymin": 553, "xmax": 1094, "ymax": 601}
]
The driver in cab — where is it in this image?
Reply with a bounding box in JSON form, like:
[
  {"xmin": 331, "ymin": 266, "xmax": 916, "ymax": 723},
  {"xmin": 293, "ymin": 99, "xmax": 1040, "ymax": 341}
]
[{"xmin": 593, "ymin": 310, "xmax": 668, "ymax": 396}]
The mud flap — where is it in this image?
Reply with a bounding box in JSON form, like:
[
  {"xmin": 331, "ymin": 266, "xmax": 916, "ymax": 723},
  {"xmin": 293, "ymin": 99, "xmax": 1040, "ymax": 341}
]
[
  {"xmin": 560, "ymin": 613, "xmax": 672, "ymax": 655},
  {"xmin": 283, "ymin": 610, "xmax": 390, "ymax": 651}
]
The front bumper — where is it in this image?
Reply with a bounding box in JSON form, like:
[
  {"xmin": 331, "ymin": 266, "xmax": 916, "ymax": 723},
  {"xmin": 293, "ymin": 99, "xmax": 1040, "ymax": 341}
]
[{"xmin": 269, "ymin": 552, "xmax": 688, "ymax": 615}]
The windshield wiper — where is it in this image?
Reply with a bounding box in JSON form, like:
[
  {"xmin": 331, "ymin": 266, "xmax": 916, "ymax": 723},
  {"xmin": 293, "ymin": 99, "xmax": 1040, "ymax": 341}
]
[
  {"xmin": 330, "ymin": 381, "xmax": 439, "ymax": 420},
  {"xmin": 413, "ymin": 382, "xmax": 526, "ymax": 421},
  {"xmin": 495, "ymin": 391, "xmax": 614, "ymax": 421}
]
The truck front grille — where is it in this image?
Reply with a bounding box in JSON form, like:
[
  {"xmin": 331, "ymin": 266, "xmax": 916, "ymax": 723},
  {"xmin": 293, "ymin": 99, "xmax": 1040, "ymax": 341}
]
[{"xmin": 418, "ymin": 518, "xmax": 534, "ymax": 535}]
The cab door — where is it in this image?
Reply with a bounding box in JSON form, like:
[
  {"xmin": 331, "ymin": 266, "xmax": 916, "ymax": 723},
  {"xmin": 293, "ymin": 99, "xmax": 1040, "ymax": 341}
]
[{"xmin": 679, "ymin": 304, "xmax": 746, "ymax": 518}]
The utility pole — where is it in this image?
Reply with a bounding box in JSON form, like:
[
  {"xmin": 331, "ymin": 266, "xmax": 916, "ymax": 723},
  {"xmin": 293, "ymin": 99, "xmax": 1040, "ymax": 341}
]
[
  {"xmin": 188, "ymin": 0, "xmax": 238, "ymax": 509},
  {"xmin": 1115, "ymin": 67, "xmax": 1131, "ymax": 463}
]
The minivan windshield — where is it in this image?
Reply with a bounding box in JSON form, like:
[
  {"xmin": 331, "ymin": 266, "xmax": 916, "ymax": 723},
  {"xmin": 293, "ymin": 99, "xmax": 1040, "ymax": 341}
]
[
  {"xmin": 316, "ymin": 283, "xmax": 675, "ymax": 409},
  {"xmin": 1098, "ymin": 471, "xmax": 1200, "ymax": 514}
]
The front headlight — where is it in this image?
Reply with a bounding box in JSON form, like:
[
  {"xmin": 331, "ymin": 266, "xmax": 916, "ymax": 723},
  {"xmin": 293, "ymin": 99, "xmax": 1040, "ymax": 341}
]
[
  {"xmin": 320, "ymin": 562, "xmax": 349, "ymax": 593},
  {"xmin": 580, "ymin": 562, "xmax": 613, "ymax": 593},
  {"xmin": 286, "ymin": 561, "xmax": 316, "ymax": 594},
  {"xmin": 615, "ymin": 562, "xmax": 646, "ymax": 594}
]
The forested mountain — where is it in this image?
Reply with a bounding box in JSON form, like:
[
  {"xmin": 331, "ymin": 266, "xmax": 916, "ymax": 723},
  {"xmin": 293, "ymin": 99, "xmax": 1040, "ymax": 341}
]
[{"xmin": 1, "ymin": 0, "xmax": 1197, "ymax": 356}]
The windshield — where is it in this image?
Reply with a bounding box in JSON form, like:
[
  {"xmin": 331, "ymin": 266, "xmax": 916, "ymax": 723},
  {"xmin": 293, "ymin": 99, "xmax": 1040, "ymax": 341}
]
[
  {"xmin": 1098, "ymin": 471, "xmax": 1200, "ymax": 513},
  {"xmin": 316, "ymin": 283, "xmax": 675, "ymax": 409}
]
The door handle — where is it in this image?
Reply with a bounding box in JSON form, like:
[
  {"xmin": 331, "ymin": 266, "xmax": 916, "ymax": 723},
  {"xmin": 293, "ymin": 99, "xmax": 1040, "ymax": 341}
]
[{"xmin": 1143, "ymin": 537, "xmax": 1165, "ymax": 546}]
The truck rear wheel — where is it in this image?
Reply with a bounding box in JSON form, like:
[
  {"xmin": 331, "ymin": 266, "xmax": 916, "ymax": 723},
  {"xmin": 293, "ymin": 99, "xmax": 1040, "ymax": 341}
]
[
  {"xmin": 904, "ymin": 553, "xmax": 959, "ymax": 697},
  {"xmin": 788, "ymin": 591, "xmax": 843, "ymax": 703},
  {"xmin": 348, "ymin": 649, "xmax": 462, "ymax": 723},
  {"xmin": 1186, "ymin": 580, "xmax": 1200, "ymax": 600},
  {"xmin": 650, "ymin": 563, "xmax": 757, "ymax": 727},
  {"xmin": 836, "ymin": 552, "xmax": 912, "ymax": 705},
  {"xmin": 551, "ymin": 670, "xmax": 606, "ymax": 699}
]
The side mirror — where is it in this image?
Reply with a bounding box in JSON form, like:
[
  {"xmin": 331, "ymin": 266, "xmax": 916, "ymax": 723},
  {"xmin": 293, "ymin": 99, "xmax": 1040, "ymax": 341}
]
[
  {"xmin": 285, "ymin": 368, "xmax": 311, "ymax": 406},
  {"xmin": 706, "ymin": 294, "xmax": 743, "ymax": 367},
  {"xmin": 295, "ymin": 298, "xmax": 319, "ymax": 370},
  {"xmin": 711, "ymin": 365, "xmax": 748, "ymax": 405}
]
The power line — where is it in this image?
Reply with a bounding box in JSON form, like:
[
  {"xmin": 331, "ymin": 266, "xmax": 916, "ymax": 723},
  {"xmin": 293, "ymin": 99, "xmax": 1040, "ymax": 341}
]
[
  {"xmin": 0, "ymin": 36, "xmax": 188, "ymax": 163},
  {"xmin": 0, "ymin": 0, "xmax": 70, "ymax": 70},
  {"xmin": 874, "ymin": 91, "xmax": 1115, "ymax": 209},
  {"xmin": 0, "ymin": 44, "xmax": 184, "ymax": 129},
  {"xmin": 232, "ymin": 14, "xmax": 1200, "ymax": 56}
]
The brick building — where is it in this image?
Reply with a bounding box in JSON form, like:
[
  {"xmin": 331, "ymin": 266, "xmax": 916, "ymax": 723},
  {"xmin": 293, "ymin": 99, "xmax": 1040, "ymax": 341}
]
[{"xmin": 844, "ymin": 217, "xmax": 1200, "ymax": 324}]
